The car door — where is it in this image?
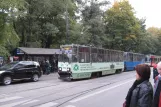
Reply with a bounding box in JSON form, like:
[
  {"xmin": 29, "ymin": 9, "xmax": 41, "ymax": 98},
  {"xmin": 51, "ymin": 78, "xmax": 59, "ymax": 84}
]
[
  {"xmin": 13, "ymin": 64, "xmax": 27, "ymax": 79},
  {"xmin": 25, "ymin": 64, "xmax": 37, "ymax": 78}
]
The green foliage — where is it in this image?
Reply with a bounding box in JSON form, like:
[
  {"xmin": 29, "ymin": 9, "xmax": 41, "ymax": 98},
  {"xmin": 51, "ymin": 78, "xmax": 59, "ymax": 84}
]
[
  {"xmin": 0, "ymin": 45, "xmax": 10, "ymax": 57},
  {"xmin": 15, "ymin": 0, "xmax": 77, "ymax": 48},
  {"xmin": 1, "ymin": 0, "xmax": 161, "ymax": 56},
  {"xmin": 78, "ymin": 0, "xmax": 109, "ymax": 47},
  {"xmin": 104, "ymin": 0, "xmax": 145, "ymax": 51},
  {"xmin": 0, "ymin": 0, "xmax": 24, "ymax": 57}
]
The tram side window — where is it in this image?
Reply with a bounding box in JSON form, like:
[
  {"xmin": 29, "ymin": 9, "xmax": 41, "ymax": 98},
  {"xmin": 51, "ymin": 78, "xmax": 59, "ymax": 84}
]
[
  {"xmin": 112, "ymin": 51, "xmax": 117, "ymax": 62},
  {"xmin": 104, "ymin": 50, "xmax": 107, "ymax": 62},
  {"xmin": 121, "ymin": 52, "xmax": 124, "ymax": 61},
  {"xmin": 125, "ymin": 52, "xmax": 130, "ymax": 61},
  {"xmin": 136, "ymin": 55, "xmax": 139, "ymax": 61},
  {"xmin": 110, "ymin": 50, "xmax": 114, "ymax": 62},
  {"xmin": 124, "ymin": 52, "xmax": 127, "ymax": 61},
  {"xmin": 102, "ymin": 49, "xmax": 105, "ymax": 62},
  {"xmin": 108, "ymin": 50, "xmax": 112, "ymax": 62},
  {"xmin": 142, "ymin": 55, "xmax": 145, "ymax": 61},
  {"xmin": 72, "ymin": 47, "xmax": 78, "ymax": 62},
  {"xmin": 114, "ymin": 51, "xmax": 120, "ymax": 62},
  {"xmin": 138, "ymin": 55, "xmax": 141, "ymax": 61},
  {"xmin": 106, "ymin": 50, "xmax": 109, "ymax": 62},
  {"xmin": 113, "ymin": 51, "xmax": 116, "ymax": 61},
  {"xmin": 118, "ymin": 52, "xmax": 120, "ymax": 61},
  {"xmin": 133, "ymin": 54, "xmax": 136, "ymax": 61},
  {"xmin": 116, "ymin": 52, "xmax": 119, "ymax": 62},
  {"xmin": 154, "ymin": 58, "xmax": 157, "ymax": 62},
  {"xmin": 91, "ymin": 48, "xmax": 97, "ymax": 62},
  {"xmin": 98, "ymin": 49, "xmax": 104, "ymax": 62},
  {"xmin": 118, "ymin": 52, "xmax": 122, "ymax": 61},
  {"xmin": 79, "ymin": 47, "xmax": 90, "ymax": 63},
  {"xmin": 114, "ymin": 51, "xmax": 117, "ymax": 62},
  {"xmin": 129, "ymin": 53, "xmax": 133, "ymax": 61}
]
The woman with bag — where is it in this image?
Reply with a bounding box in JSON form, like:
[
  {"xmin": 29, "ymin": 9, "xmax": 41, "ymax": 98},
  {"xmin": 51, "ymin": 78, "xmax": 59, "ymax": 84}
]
[{"xmin": 123, "ymin": 64, "xmax": 153, "ymax": 107}]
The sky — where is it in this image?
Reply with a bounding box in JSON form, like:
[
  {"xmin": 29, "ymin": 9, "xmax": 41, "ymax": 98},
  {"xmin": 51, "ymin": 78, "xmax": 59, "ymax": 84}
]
[
  {"xmin": 100, "ymin": 0, "xmax": 161, "ymax": 28},
  {"xmin": 128, "ymin": 0, "xmax": 161, "ymax": 28}
]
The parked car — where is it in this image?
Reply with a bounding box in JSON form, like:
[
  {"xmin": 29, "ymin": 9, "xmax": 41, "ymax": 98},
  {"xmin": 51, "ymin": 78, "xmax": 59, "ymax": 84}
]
[{"xmin": 0, "ymin": 61, "xmax": 42, "ymax": 85}]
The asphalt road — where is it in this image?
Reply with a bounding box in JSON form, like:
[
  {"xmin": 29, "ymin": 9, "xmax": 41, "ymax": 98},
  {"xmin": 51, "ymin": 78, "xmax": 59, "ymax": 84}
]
[{"xmin": 0, "ymin": 69, "xmax": 154, "ymax": 107}]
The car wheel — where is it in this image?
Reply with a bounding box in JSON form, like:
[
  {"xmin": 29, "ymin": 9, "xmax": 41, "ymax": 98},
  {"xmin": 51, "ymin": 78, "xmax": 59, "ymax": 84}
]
[
  {"xmin": 3, "ymin": 76, "xmax": 12, "ymax": 85},
  {"xmin": 31, "ymin": 74, "xmax": 39, "ymax": 82}
]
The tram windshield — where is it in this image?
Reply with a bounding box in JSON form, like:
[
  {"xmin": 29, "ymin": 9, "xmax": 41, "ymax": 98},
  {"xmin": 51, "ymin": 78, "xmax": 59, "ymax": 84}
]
[{"xmin": 59, "ymin": 46, "xmax": 72, "ymax": 62}]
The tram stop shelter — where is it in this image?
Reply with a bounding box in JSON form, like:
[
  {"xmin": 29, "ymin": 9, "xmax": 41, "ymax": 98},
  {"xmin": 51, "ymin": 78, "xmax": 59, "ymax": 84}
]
[{"xmin": 13, "ymin": 47, "xmax": 61, "ymax": 62}]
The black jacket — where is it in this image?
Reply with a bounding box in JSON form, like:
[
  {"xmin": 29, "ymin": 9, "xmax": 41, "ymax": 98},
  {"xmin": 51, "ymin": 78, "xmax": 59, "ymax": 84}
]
[
  {"xmin": 153, "ymin": 68, "xmax": 159, "ymax": 79},
  {"xmin": 130, "ymin": 80, "xmax": 153, "ymax": 107}
]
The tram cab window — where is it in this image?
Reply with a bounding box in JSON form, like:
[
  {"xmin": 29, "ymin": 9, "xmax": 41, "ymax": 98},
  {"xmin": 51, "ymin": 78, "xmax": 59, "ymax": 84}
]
[{"xmin": 58, "ymin": 54, "xmax": 69, "ymax": 62}]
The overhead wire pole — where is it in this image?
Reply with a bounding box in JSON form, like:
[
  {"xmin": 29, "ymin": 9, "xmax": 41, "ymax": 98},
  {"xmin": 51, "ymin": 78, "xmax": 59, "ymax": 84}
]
[{"xmin": 65, "ymin": 1, "xmax": 69, "ymax": 44}]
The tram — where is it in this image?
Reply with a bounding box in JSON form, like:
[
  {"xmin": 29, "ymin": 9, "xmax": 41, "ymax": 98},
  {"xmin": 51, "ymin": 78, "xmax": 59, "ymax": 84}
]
[
  {"xmin": 148, "ymin": 55, "xmax": 161, "ymax": 67},
  {"xmin": 58, "ymin": 44, "xmax": 124, "ymax": 80},
  {"xmin": 124, "ymin": 52, "xmax": 145, "ymax": 71}
]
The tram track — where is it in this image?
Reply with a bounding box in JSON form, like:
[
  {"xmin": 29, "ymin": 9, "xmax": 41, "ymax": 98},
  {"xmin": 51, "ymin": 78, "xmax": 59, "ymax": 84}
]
[
  {"xmin": 0, "ymin": 71, "xmax": 135, "ymax": 107},
  {"xmin": 17, "ymin": 73, "xmax": 135, "ymax": 107}
]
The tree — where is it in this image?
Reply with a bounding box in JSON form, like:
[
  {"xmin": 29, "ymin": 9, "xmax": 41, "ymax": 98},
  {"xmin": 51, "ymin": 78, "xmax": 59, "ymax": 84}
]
[
  {"xmin": 0, "ymin": 0, "xmax": 25, "ymax": 57},
  {"xmin": 147, "ymin": 27, "xmax": 161, "ymax": 37},
  {"xmin": 77, "ymin": 0, "xmax": 109, "ymax": 47},
  {"xmin": 104, "ymin": 0, "xmax": 143, "ymax": 51},
  {"xmin": 15, "ymin": 0, "xmax": 78, "ymax": 48}
]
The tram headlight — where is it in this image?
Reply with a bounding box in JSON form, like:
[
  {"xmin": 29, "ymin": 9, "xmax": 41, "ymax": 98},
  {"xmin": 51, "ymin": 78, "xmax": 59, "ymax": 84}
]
[
  {"xmin": 67, "ymin": 68, "xmax": 71, "ymax": 72},
  {"xmin": 58, "ymin": 67, "xmax": 62, "ymax": 72}
]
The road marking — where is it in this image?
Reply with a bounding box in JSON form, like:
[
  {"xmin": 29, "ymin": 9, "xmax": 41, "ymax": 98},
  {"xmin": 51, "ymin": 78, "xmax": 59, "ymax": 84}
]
[
  {"xmin": 0, "ymin": 94, "xmax": 9, "ymax": 98},
  {"xmin": 37, "ymin": 102, "xmax": 58, "ymax": 107},
  {"xmin": 0, "ymin": 94, "xmax": 8, "ymax": 96},
  {"xmin": 70, "ymin": 79, "xmax": 134, "ymax": 103},
  {"xmin": 22, "ymin": 100, "xmax": 39, "ymax": 105},
  {"xmin": 65, "ymin": 105, "xmax": 76, "ymax": 107},
  {"xmin": 0, "ymin": 96, "xmax": 23, "ymax": 103},
  {"xmin": 0, "ymin": 100, "xmax": 29, "ymax": 107}
]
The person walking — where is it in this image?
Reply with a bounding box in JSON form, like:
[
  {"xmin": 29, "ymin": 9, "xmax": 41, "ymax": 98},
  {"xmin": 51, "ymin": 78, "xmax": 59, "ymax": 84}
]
[
  {"xmin": 123, "ymin": 64, "xmax": 153, "ymax": 107},
  {"xmin": 153, "ymin": 61, "xmax": 161, "ymax": 107},
  {"xmin": 0, "ymin": 61, "xmax": 3, "ymax": 67},
  {"xmin": 45, "ymin": 60, "xmax": 51, "ymax": 75}
]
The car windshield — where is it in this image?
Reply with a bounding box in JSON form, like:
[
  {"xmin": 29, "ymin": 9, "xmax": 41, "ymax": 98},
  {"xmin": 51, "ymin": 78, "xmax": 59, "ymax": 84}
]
[{"xmin": 0, "ymin": 61, "xmax": 19, "ymax": 70}]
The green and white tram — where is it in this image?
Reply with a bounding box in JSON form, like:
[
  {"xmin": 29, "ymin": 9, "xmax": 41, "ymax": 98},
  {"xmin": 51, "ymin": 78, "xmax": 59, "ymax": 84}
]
[{"xmin": 58, "ymin": 44, "xmax": 124, "ymax": 80}]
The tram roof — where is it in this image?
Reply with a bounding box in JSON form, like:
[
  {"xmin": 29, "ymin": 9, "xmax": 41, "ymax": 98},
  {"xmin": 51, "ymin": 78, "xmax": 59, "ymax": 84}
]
[
  {"xmin": 124, "ymin": 52, "xmax": 145, "ymax": 55},
  {"xmin": 61, "ymin": 44, "xmax": 124, "ymax": 52}
]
